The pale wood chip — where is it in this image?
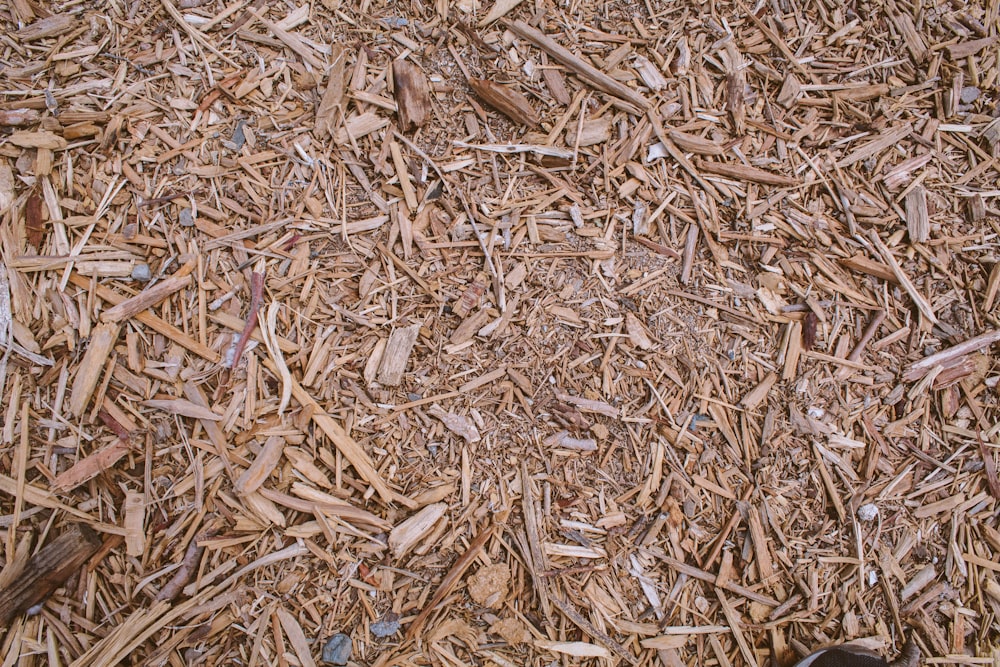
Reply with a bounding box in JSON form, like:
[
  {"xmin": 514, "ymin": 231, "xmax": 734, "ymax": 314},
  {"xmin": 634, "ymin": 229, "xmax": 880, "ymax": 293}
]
[{"xmin": 389, "ymin": 502, "xmax": 447, "ymax": 559}]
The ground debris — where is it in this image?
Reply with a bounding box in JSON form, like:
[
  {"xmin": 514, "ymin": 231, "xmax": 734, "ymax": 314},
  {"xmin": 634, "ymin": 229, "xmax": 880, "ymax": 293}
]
[{"xmin": 1, "ymin": 0, "xmax": 998, "ymax": 664}]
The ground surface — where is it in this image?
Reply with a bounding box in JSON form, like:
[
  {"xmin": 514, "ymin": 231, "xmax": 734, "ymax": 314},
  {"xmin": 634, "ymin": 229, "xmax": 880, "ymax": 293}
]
[{"xmin": 1, "ymin": 0, "xmax": 999, "ymax": 665}]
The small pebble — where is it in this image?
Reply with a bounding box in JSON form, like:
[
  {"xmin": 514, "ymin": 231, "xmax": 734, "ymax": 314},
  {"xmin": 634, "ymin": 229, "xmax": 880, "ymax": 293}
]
[
  {"xmin": 960, "ymin": 86, "xmax": 981, "ymax": 104},
  {"xmin": 179, "ymin": 208, "xmax": 194, "ymax": 227},
  {"xmin": 688, "ymin": 413, "xmax": 708, "ymax": 431},
  {"xmin": 321, "ymin": 634, "xmax": 352, "ymax": 666},
  {"xmin": 682, "ymin": 499, "xmax": 696, "ymax": 518},
  {"xmin": 222, "ymin": 119, "xmax": 247, "ymax": 151},
  {"xmin": 370, "ymin": 612, "xmax": 401, "ymax": 638},
  {"xmin": 857, "ymin": 503, "xmax": 879, "ymax": 522},
  {"xmin": 131, "ymin": 263, "xmax": 152, "ymax": 282}
]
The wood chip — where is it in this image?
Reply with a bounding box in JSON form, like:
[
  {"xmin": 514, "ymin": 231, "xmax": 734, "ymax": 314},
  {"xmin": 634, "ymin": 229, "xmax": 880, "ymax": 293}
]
[
  {"xmin": 124, "ymin": 491, "xmax": 146, "ymax": 557},
  {"xmin": 0, "ymin": 524, "xmax": 102, "ymax": 625},
  {"xmin": 377, "ymin": 324, "xmax": 421, "ymax": 386},
  {"xmin": 535, "ymin": 640, "xmax": 611, "ymax": 659},
  {"xmin": 468, "ymin": 78, "xmax": 540, "ymax": 128},
  {"xmin": 68, "ymin": 321, "xmax": 121, "ymax": 417},
  {"xmin": 428, "ymin": 405, "xmax": 481, "ymax": 443},
  {"xmin": 18, "ymin": 14, "xmax": 75, "ymax": 41},
  {"xmin": 695, "ymin": 158, "xmax": 801, "ymax": 187},
  {"xmin": 235, "ymin": 435, "xmax": 285, "ymax": 495},
  {"xmin": 389, "ymin": 502, "xmax": 447, "ymax": 559},
  {"xmin": 392, "ymin": 59, "xmax": 431, "ymax": 132},
  {"xmin": 904, "ymin": 185, "xmax": 929, "ymax": 243}
]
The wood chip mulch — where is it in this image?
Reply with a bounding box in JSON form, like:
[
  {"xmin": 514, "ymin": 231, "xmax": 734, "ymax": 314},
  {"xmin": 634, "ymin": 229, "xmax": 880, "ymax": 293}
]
[{"xmin": 1, "ymin": 0, "xmax": 999, "ymax": 665}]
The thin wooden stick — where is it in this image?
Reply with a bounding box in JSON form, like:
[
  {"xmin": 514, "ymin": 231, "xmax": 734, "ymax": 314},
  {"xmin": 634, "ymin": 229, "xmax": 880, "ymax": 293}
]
[
  {"xmin": 404, "ymin": 522, "xmax": 495, "ymax": 640},
  {"xmin": 506, "ymin": 21, "xmax": 650, "ymax": 113},
  {"xmin": 868, "ymin": 229, "xmax": 938, "ymax": 325}
]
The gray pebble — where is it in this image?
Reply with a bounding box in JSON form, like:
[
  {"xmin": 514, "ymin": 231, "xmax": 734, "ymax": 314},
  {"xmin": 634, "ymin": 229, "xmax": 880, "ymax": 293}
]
[
  {"xmin": 960, "ymin": 86, "xmax": 981, "ymax": 104},
  {"xmin": 682, "ymin": 498, "xmax": 696, "ymax": 518},
  {"xmin": 321, "ymin": 634, "xmax": 352, "ymax": 666},
  {"xmin": 958, "ymin": 86, "xmax": 982, "ymax": 104},
  {"xmin": 179, "ymin": 208, "xmax": 194, "ymax": 227},
  {"xmin": 131, "ymin": 264, "xmax": 152, "ymax": 282},
  {"xmin": 370, "ymin": 612, "xmax": 401, "ymax": 638}
]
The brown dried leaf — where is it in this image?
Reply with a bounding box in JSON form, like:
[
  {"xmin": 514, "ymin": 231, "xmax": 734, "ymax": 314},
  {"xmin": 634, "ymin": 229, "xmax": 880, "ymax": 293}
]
[{"xmin": 625, "ymin": 312, "xmax": 654, "ymax": 350}]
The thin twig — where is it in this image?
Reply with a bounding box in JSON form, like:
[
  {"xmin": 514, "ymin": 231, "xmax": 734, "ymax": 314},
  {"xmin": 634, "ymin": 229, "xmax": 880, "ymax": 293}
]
[{"xmin": 230, "ymin": 271, "xmax": 264, "ymax": 369}]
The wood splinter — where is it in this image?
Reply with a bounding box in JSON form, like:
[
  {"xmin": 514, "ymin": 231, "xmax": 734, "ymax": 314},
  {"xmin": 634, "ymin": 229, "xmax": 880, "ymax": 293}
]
[{"xmin": 0, "ymin": 523, "xmax": 103, "ymax": 625}]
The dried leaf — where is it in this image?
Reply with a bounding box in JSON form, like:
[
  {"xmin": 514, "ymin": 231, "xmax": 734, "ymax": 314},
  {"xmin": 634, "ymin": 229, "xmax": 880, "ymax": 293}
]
[
  {"xmin": 315, "ymin": 45, "xmax": 346, "ymax": 138},
  {"xmin": 625, "ymin": 312, "xmax": 654, "ymax": 350}
]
